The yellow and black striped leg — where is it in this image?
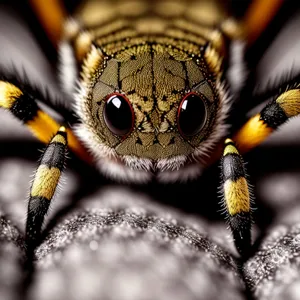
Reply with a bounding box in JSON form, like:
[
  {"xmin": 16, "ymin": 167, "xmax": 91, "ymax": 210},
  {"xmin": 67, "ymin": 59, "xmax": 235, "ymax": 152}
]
[
  {"xmin": 234, "ymin": 87, "xmax": 300, "ymax": 153},
  {"xmin": 221, "ymin": 139, "xmax": 252, "ymax": 257},
  {"xmin": 0, "ymin": 77, "xmax": 89, "ymax": 161},
  {"xmin": 26, "ymin": 127, "xmax": 67, "ymax": 252}
]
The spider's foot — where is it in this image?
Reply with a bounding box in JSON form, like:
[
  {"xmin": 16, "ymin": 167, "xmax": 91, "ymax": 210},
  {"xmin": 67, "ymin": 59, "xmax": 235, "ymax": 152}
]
[{"xmin": 229, "ymin": 212, "xmax": 251, "ymax": 257}]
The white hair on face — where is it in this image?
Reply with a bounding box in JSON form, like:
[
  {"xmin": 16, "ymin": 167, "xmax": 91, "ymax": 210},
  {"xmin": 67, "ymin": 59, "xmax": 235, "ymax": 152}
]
[
  {"xmin": 74, "ymin": 81, "xmax": 90, "ymax": 121},
  {"xmin": 58, "ymin": 41, "xmax": 78, "ymax": 97},
  {"xmin": 156, "ymin": 155, "xmax": 187, "ymax": 172},
  {"xmin": 157, "ymin": 163, "xmax": 203, "ymax": 183},
  {"xmin": 74, "ymin": 124, "xmax": 116, "ymax": 160},
  {"xmin": 122, "ymin": 156, "xmax": 153, "ymax": 172},
  {"xmin": 96, "ymin": 159, "xmax": 151, "ymax": 183}
]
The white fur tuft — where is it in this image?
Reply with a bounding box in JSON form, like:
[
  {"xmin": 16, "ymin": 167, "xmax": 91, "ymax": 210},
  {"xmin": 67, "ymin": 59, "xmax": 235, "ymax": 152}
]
[
  {"xmin": 96, "ymin": 159, "xmax": 151, "ymax": 183},
  {"xmin": 156, "ymin": 155, "xmax": 187, "ymax": 172},
  {"xmin": 157, "ymin": 163, "xmax": 203, "ymax": 183},
  {"xmin": 122, "ymin": 156, "xmax": 153, "ymax": 172},
  {"xmin": 58, "ymin": 41, "xmax": 78, "ymax": 97},
  {"xmin": 75, "ymin": 124, "xmax": 117, "ymax": 160},
  {"xmin": 227, "ymin": 40, "xmax": 247, "ymax": 94}
]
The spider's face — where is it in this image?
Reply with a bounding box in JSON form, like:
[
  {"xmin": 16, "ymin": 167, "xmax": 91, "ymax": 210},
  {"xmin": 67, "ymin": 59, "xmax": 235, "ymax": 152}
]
[{"xmin": 76, "ymin": 44, "xmax": 229, "ymax": 182}]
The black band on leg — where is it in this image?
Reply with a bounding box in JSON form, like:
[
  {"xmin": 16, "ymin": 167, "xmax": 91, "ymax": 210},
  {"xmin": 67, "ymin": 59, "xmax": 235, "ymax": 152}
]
[
  {"xmin": 260, "ymin": 101, "xmax": 288, "ymax": 129},
  {"xmin": 26, "ymin": 197, "xmax": 50, "ymax": 251},
  {"xmin": 229, "ymin": 212, "xmax": 252, "ymax": 257},
  {"xmin": 0, "ymin": 71, "xmax": 77, "ymax": 124}
]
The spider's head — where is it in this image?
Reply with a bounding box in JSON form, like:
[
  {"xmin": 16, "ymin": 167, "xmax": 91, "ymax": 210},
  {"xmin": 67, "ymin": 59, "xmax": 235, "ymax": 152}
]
[{"xmin": 75, "ymin": 44, "xmax": 230, "ymax": 182}]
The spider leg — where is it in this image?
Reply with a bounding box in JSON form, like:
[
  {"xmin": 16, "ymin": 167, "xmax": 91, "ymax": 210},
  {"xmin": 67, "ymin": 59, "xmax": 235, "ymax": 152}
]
[
  {"xmin": 233, "ymin": 86, "xmax": 300, "ymax": 153},
  {"xmin": 226, "ymin": 85, "xmax": 300, "ymax": 255},
  {"xmin": 0, "ymin": 79, "xmax": 90, "ymax": 162},
  {"xmin": 242, "ymin": 0, "xmax": 283, "ymax": 45},
  {"xmin": 29, "ymin": 0, "xmax": 67, "ymax": 47},
  {"xmin": 221, "ymin": 138, "xmax": 252, "ymax": 257},
  {"xmin": 26, "ymin": 126, "xmax": 67, "ymax": 252}
]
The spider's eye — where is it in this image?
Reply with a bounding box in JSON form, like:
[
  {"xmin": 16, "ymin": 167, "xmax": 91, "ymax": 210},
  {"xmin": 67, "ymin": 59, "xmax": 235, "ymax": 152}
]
[
  {"xmin": 177, "ymin": 92, "xmax": 207, "ymax": 137},
  {"xmin": 104, "ymin": 93, "xmax": 134, "ymax": 136}
]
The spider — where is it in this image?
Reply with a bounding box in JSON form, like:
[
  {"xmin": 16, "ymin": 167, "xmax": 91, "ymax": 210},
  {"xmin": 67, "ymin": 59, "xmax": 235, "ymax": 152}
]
[{"xmin": 0, "ymin": 0, "xmax": 299, "ymax": 258}]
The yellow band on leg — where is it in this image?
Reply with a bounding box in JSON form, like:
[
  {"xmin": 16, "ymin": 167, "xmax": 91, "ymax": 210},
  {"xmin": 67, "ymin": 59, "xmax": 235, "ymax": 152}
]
[
  {"xmin": 233, "ymin": 114, "xmax": 273, "ymax": 154},
  {"xmin": 27, "ymin": 111, "xmax": 90, "ymax": 162}
]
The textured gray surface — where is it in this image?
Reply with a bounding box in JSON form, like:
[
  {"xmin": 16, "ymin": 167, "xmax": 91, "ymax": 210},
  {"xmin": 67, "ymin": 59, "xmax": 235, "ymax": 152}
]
[
  {"xmin": 1, "ymin": 3, "xmax": 300, "ymax": 300},
  {"xmin": 31, "ymin": 209, "xmax": 242, "ymax": 300},
  {"xmin": 245, "ymin": 224, "xmax": 300, "ymax": 300},
  {"xmin": 0, "ymin": 215, "xmax": 25, "ymax": 300}
]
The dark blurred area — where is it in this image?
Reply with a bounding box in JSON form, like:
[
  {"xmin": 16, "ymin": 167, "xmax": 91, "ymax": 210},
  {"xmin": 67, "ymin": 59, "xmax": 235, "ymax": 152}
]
[{"xmin": 2, "ymin": 1, "xmax": 300, "ymax": 63}]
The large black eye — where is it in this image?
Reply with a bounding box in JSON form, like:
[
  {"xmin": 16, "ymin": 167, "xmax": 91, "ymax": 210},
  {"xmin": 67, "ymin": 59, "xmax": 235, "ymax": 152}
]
[
  {"xmin": 104, "ymin": 93, "xmax": 134, "ymax": 136},
  {"xmin": 177, "ymin": 92, "xmax": 207, "ymax": 137}
]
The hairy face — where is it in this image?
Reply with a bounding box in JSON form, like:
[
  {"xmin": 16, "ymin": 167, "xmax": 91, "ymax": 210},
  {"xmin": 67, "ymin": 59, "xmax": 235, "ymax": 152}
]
[{"xmin": 76, "ymin": 43, "xmax": 229, "ymax": 182}]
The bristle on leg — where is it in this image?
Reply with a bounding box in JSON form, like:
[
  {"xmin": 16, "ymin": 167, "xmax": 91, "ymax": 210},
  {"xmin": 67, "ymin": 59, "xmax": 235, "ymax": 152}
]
[
  {"xmin": 221, "ymin": 138, "xmax": 252, "ymax": 257},
  {"xmin": 26, "ymin": 127, "xmax": 67, "ymax": 253}
]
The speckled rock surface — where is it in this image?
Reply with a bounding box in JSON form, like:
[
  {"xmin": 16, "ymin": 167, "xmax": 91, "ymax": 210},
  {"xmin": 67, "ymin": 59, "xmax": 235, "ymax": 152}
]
[
  {"xmin": 244, "ymin": 224, "xmax": 300, "ymax": 300},
  {"xmin": 30, "ymin": 209, "xmax": 243, "ymax": 300},
  {"xmin": 0, "ymin": 215, "xmax": 26, "ymax": 300}
]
